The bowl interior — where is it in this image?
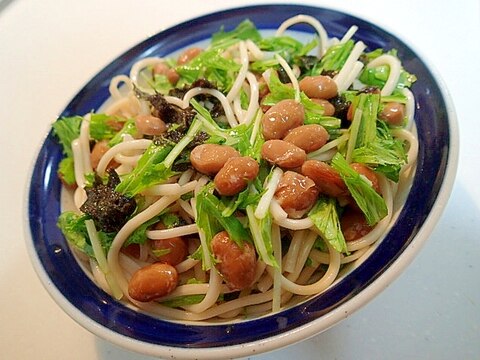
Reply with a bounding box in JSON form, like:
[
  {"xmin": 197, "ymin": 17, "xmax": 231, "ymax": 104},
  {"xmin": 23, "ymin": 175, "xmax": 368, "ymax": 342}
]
[{"xmin": 27, "ymin": 3, "xmax": 453, "ymax": 352}]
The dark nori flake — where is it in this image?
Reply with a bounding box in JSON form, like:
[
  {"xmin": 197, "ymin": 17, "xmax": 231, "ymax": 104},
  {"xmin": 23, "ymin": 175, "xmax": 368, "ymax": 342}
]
[
  {"xmin": 80, "ymin": 169, "xmax": 136, "ymax": 233},
  {"xmin": 358, "ymin": 86, "xmax": 381, "ymax": 95},
  {"xmin": 330, "ymin": 95, "xmax": 351, "ymax": 123}
]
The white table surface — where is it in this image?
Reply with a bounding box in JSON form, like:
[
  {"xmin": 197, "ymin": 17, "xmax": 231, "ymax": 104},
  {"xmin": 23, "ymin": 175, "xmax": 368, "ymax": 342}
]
[{"xmin": 1, "ymin": 0, "xmax": 479, "ymax": 359}]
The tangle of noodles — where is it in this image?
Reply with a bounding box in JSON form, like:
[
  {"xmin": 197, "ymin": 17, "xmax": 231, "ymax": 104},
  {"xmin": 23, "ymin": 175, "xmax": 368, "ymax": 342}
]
[{"xmin": 53, "ymin": 16, "xmax": 419, "ymax": 323}]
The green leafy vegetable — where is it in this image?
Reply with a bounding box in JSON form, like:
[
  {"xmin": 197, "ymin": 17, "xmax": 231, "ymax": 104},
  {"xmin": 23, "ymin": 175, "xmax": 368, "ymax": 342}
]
[
  {"xmin": 211, "ymin": 19, "xmax": 261, "ymax": 48},
  {"xmin": 116, "ymin": 118, "xmax": 202, "ymax": 197},
  {"xmin": 331, "ymin": 153, "xmax": 388, "ymax": 226},
  {"xmin": 108, "ymin": 119, "xmax": 137, "ymax": 147},
  {"xmin": 246, "ymin": 205, "xmax": 277, "ymax": 267},
  {"xmin": 89, "ymin": 114, "xmax": 124, "ymax": 141},
  {"xmin": 160, "ymin": 278, "xmax": 224, "ymax": 308},
  {"xmin": 359, "ymin": 48, "xmax": 417, "ymax": 90},
  {"xmin": 351, "ymin": 122, "xmax": 407, "ymax": 182},
  {"xmin": 221, "ymin": 186, "xmax": 263, "ymax": 217},
  {"xmin": 52, "ymin": 116, "xmax": 83, "ymax": 185},
  {"xmin": 161, "ymin": 294, "xmax": 206, "ymax": 308},
  {"xmin": 191, "ymin": 99, "xmax": 253, "ymax": 154},
  {"xmin": 58, "ymin": 157, "xmax": 76, "ymax": 185},
  {"xmin": 345, "ymin": 93, "xmax": 407, "ymax": 181},
  {"xmin": 115, "ymin": 142, "xmax": 174, "ymax": 197},
  {"xmin": 308, "ymin": 197, "xmax": 347, "ymax": 253},
  {"xmin": 52, "ymin": 116, "xmax": 83, "ymax": 157},
  {"xmin": 175, "ymin": 48, "xmax": 240, "ymax": 91},
  {"xmin": 196, "ymin": 187, "xmax": 251, "ymax": 247},
  {"xmin": 123, "ymin": 216, "xmax": 159, "ymax": 247},
  {"xmin": 312, "ymin": 39, "xmax": 355, "ymax": 75},
  {"xmin": 57, "ymin": 211, "xmax": 114, "ymax": 257}
]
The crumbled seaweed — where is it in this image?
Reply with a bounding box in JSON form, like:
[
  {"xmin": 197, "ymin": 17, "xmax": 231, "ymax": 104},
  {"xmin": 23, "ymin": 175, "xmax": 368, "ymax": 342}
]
[
  {"xmin": 169, "ymin": 78, "xmax": 218, "ymax": 99},
  {"xmin": 80, "ymin": 169, "xmax": 136, "ymax": 233},
  {"xmin": 330, "ymin": 95, "xmax": 351, "ymax": 124},
  {"xmin": 358, "ymin": 86, "xmax": 381, "ymax": 94},
  {"xmin": 321, "ymin": 69, "xmax": 339, "ymax": 78},
  {"xmin": 293, "ymin": 55, "xmax": 319, "ymax": 76},
  {"xmin": 150, "ymin": 94, "xmax": 196, "ymax": 127},
  {"xmin": 169, "ymin": 79, "xmax": 225, "ymax": 119},
  {"xmin": 188, "ymin": 131, "xmax": 210, "ymax": 150},
  {"xmin": 277, "ymin": 66, "xmax": 291, "ymax": 84}
]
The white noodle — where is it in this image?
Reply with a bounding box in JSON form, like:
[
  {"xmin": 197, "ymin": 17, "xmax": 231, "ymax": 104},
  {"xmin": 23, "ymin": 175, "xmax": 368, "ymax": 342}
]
[
  {"xmin": 292, "ymin": 230, "xmax": 318, "ymax": 277},
  {"xmin": 178, "ymin": 198, "xmax": 195, "ymax": 218},
  {"xmin": 143, "ymin": 180, "xmax": 197, "ymax": 197},
  {"xmin": 96, "ymin": 139, "xmax": 151, "ymax": 177},
  {"xmin": 73, "ymin": 186, "xmax": 87, "ymax": 210},
  {"xmin": 233, "ymin": 95, "xmax": 245, "ymax": 122},
  {"xmin": 182, "ymin": 268, "xmax": 222, "ymax": 313},
  {"xmin": 246, "ymin": 39, "xmax": 264, "ymax": 61},
  {"xmin": 113, "ymin": 153, "xmax": 142, "ymax": 166},
  {"xmin": 284, "ymin": 230, "xmax": 307, "ymax": 273},
  {"xmin": 129, "ymin": 57, "xmax": 164, "ymax": 94},
  {"xmin": 147, "ymin": 224, "xmax": 199, "ymax": 239},
  {"xmin": 391, "ymin": 128, "xmax": 419, "ymax": 171},
  {"xmin": 79, "ymin": 114, "xmax": 93, "ymax": 174},
  {"xmin": 242, "ymin": 72, "xmax": 259, "ymax": 125},
  {"xmin": 275, "ymin": 54, "xmax": 300, "ymax": 103},
  {"xmin": 109, "ymin": 75, "xmax": 133, "ymax": 100},
  {"xmin": 276, "ymin": 14, "xmax": 328, "ymax": 56},
  {"xmin": 402, "ymin": 88, "xmax": 415, "ymax": 130},
  {"xmin": 268, "ymin": 242, "xmax": 340, "ymax": 296},
  {"xmin": 255, "ymin": 167, "xmax": 283, "ymax": 219},
  {"xmin": 340, "ymin": 25, "xmax": 358, "ymax": 43},
  {"xmin": 175, "ymin": 258, "xmax": 199, "ymax": 274},
  {"xmin": 367, "ymin": 54, "xmax": 402, "ymax": 96},
  {"xmin": 226, "ymin": 41, "xmax": 249, "ymax": 102},
  {"xmin": 178, "ymin": 168, "xmax": 194, "ymax": 185},
  {"xmin": 169, "ymin": 87, "xmax": 238, "ymax": 127},
  {"xmin": 334, "ymin": 41, "xmax": 366, "ymax": 92},
  {"xmin": 71, "ymin": 139, "xmax": 86, "ymax": 188},
  {"xmin": 339, "ymin": 61, "xmax": 364, "ymax": 93},
  {"xmin": 271, "ymin": 224, "xmax": 282, "ymax": 312}
]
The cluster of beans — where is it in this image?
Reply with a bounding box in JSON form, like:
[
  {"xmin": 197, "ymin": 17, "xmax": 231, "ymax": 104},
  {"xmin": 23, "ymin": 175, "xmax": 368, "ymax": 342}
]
[{"xmin": 123, "ymin": 47, "xmax": 405, "ymax": 303}]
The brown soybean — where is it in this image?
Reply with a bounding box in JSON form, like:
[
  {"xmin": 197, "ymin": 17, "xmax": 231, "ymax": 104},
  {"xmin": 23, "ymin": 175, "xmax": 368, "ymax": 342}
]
[
  {"xmin": 128, "ymin": 262, "xmax": 178, "ymax": 302},
  {"xmin": 153, "ymin": 62, "xmax": 179, "ymax": 85},
  {"xmin": 283, "ymin": 124, "xmax": 329, "ymax": 153},
  {"xmin": 301, "ymin": 160, "xmax": 348, "ymax": 197},
  {"xmin": 299, "ymin": 75, "xmax": 338, "ymax": 99},
  {"xmin": 211, "ymin": 231, "xmax": 257, "ymax": 290},
  {"xmin": 379, "ymin": 102, "xmax": 405, "ymax": 126},
  {"xmin": 261, "ymin": 140, "xmax": 306, "ymax": 168},
  {"xmin": 261, "ymin": 99, "xmax": 305, "ymax": 140},
  {"xmin": 214, "ymin": 156, "xmax": 259, "ymax": 196},
  {"xmin": 135, "ymin": 114, "xmax": 167, "ymax": 136},
  {"xmin": 190, "ymin": 144, "xmax": 240, "ymax": 175},
  {"xmin": 274, "ymin": 171, "xmax": 319, "ymax": 218},
  {"xmin": 150, "ymin": 236, "xmax": 188, "ymax": 267},
  {"xmin": 177, "ymin": 47, "xmax": 202, "ymax": 65},
  {"xmin": 311, "ymin": 98, "xmax": 336, "ymax": 116},
  {"xmin": 341, "ymin": 209, "xmax": 373, "ymax": 241},
  {"xmin": 90, "ymin": 140, "xmax": 118, "ymax": 170},
  {"xmin": 350, "ymin": 163, "xmax": 380, "ymax": 193}
]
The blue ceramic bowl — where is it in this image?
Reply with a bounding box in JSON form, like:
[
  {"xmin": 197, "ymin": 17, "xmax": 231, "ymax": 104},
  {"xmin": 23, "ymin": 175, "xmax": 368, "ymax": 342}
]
[{"xmin": 27, "ymin": 4, "xmax": 458, "ymax": 359}]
